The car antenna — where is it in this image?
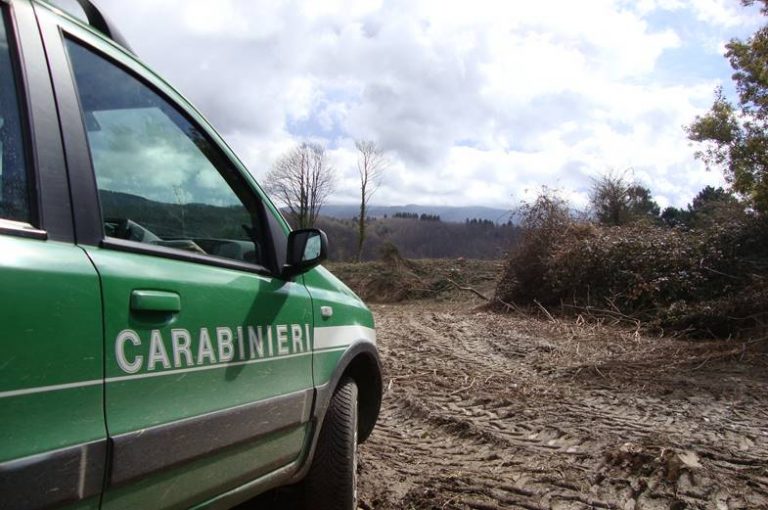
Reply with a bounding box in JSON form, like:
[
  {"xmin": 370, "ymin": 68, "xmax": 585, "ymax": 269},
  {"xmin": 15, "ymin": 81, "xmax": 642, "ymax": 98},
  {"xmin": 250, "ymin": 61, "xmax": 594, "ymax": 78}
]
[{"xmin": 73, "ymin": 0, "xmax": 134, "ymax": 54}]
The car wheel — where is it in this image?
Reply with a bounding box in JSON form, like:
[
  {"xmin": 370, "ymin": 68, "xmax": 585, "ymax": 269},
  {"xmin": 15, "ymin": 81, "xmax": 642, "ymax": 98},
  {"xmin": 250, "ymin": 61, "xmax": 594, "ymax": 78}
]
[{"xmin": 302, "ymin": 378, "xmax": 359, "ymax": 510}]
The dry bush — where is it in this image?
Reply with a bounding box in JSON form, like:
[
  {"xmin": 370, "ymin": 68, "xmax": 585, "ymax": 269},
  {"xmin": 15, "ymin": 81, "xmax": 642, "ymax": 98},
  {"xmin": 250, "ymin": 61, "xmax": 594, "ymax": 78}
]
[
  {"xmin": 495, "ymin": 190, "xmax": 576, "ymax": 304},
  {"xmin": 495, "ymin": 197, "xmax": 768, "ymax": 338}
]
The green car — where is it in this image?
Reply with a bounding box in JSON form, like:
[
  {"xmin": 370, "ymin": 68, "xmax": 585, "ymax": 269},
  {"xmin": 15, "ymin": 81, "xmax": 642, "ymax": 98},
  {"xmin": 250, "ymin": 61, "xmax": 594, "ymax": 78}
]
[{"xmin": 0, "ymin": 1, "xmax": 382, "ymax": 509}]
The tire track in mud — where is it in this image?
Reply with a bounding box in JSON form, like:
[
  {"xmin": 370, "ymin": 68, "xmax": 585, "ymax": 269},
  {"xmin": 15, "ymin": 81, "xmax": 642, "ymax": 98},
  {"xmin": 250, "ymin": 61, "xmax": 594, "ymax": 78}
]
[{"xmin": 358, "ymin": 303, "xmax": 768, "ymax": 510}]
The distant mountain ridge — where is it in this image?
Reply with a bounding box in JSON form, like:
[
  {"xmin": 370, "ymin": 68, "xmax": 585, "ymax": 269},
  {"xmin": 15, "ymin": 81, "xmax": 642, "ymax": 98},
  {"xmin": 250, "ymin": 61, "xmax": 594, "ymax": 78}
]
[
  {"xmin": 97, "ymin": 190, "xmax": 520, "ymax": 260},
  {"xmin": 321, "ymin": 204, "xmax": 514, "ymax": 224}
]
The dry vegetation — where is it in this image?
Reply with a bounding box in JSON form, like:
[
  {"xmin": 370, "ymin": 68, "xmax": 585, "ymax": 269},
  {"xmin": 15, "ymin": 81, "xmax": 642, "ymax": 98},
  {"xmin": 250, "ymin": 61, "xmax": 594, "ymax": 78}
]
[
  {"xmin": 493, "ymin": 193, "xmax": 768, "ymax": 340},
  {"xmin": 342, "ymin": 263, "xmax": 768, "ymax": 510},
  {"xmin": 326, "ymin": 247, "xmax": 502, "ymax": 304},
  {"xmin": 302, "ymin": 200, "xmax": 768, "ymax": 510}
]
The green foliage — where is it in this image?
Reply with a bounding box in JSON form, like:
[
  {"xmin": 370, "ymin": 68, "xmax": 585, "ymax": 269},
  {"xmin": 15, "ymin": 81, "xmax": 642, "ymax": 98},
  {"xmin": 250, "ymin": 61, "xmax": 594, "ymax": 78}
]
[
  {"xmin": 391, "ymin": 212, "xmax": 441, "ymax": 222},
  {"xmin": 688, "ymin": 186, "xmax": 744, "ymax": 227},
  {"xmin": 661, "ymin": 186, "xmax": 743, "ymax": 228},
  {"xmin": 627, "ymin": 185, "xmax": 661, "ymax": 219},
  {"xmin": 660, "ymin": 206, "xmax": 689, "ymax": 227},
  {"xmin": 687, "ymin": 6, "xmax": 768, "ymax": 213},
  {"xmin": 691, "ymin": 185, "xmax": 735, "ymax": 209},
  {"xmin": 466, "ymin": 218, "xmax": 496, "ymax": 226}
]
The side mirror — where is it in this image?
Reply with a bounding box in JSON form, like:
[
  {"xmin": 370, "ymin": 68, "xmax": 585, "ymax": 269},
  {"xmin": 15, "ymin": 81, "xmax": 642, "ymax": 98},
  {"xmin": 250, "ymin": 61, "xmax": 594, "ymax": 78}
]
[{"xmin": 282, "ymin": 228, "xmax": 328, "ymax": 279}]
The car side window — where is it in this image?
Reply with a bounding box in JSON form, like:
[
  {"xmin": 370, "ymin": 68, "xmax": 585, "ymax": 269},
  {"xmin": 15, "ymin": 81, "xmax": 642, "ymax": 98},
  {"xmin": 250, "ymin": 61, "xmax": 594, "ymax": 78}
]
[
  {"xmin": 65, "ymin": 38, "xmax": 268, "ymax": 266},
  {"xmin": 0, "ymin": 10, "xmax": 33, "ymax": 225}
]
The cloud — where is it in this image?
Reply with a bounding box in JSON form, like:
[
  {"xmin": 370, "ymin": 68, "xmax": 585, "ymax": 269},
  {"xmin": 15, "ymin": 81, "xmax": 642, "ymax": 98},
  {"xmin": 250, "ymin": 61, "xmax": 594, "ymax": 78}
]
[
  {"xmin": 686, "ymin": 0, "xmax": 758, "ymax": 27},
  {"xmin": 93, "ymin": 0, "xmax": 758, "ymax": 210}
]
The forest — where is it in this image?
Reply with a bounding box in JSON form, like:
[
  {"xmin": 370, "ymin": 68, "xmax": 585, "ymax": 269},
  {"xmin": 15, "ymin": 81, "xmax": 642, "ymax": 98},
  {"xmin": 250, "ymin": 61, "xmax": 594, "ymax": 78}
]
[{"xmin": 317, "ymin": 213, "xmax": 519, "ymax": 261}]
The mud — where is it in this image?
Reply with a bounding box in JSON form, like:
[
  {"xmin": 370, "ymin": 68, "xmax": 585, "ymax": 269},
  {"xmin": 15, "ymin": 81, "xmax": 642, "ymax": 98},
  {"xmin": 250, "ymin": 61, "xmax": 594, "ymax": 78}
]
[{"xmin": 358, "ymin": 301, "xmax": 768, "ymax": 510}]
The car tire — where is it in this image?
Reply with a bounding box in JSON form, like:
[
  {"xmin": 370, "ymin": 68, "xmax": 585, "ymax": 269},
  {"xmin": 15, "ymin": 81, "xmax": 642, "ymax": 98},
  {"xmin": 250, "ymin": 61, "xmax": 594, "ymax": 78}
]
[{"xmin": 302, "ymin": 378, "xmax": 359, "ymax": 510}]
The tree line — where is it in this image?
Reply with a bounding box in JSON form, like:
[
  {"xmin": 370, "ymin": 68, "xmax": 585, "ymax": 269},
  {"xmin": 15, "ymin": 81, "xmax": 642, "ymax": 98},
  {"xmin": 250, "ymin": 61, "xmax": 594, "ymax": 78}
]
[
  {"xmin": 587, "ymin": 171, "xmax": 740, "ymax": 230},
  {"xmin": 390, "ymin": 212, "xmax": 442, "ymax": 221},
  {"xmin": 316, "ymin": 214, "xmax": 520, "ymax": 261}
]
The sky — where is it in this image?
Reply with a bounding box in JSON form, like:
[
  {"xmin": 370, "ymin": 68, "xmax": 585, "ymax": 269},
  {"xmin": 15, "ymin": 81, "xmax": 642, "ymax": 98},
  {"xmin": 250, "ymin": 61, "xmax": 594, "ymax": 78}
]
[{"xmin": 89, "ymin": 0, "xmax": 763, "ymax": 211}]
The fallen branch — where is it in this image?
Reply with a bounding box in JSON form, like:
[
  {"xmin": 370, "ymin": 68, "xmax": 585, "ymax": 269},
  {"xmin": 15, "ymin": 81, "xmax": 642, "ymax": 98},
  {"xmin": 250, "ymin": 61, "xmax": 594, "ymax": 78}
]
[
  {"xmin": 560, "ymin": 304, "xmax": 642, "ymax": 327},
  {"xmin": 449, "ymin": 376, "xmax": 477, "ymax": 395},
  {"xmin": 493, "ymin": 297, "xmax": 521, "ymax": 312},
  {"xmin": 445, "ymin": 278, "xmax": 490, "ymax": 300},
  {"xmin": 534, "ymin": 299, "xmax": 557, "ymax": 322}
]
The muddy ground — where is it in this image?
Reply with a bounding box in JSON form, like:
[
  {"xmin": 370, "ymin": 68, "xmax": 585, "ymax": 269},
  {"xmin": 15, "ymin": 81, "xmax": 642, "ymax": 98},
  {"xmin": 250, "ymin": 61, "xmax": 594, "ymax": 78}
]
[{"xmin": 357, "ymin": 299, "xmax": 768, "ymax": 510}]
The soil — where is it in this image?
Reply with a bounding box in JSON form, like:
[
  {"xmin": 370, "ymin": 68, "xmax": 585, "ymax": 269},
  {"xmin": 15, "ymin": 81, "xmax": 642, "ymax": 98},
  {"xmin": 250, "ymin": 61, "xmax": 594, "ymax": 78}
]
[{"xmin": 357, "ymin": 299, "xmax": 768, "ymax": 510}]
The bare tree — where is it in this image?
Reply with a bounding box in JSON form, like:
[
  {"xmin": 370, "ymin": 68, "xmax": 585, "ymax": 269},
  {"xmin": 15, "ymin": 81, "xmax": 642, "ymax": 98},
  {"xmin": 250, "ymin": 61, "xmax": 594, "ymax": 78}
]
[
  {"xmin": 265, "ymin": 143, "xmax": 335, "ymax": 229},
  {"xmin": 355, "ymin": 140, "xmax": 388, "ymax": 261},
  {"xmin": 590, "ymin": 170, "xmax": 631, "ymax": 226},
  {"xmin": 590, "ymin": 169, "xmax": 660, "ymax": 226}
]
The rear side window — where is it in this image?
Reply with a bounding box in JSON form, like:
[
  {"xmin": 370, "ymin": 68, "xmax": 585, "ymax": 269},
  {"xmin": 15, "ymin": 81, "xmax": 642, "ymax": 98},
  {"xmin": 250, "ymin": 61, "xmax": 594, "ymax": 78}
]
[
  {"xmin": 0, "ymin": 9, "xmax": 33, "ymax": 225},
  {"xmin": 65, "ymin": 39, "xmax": 271, "ymax": 267}
]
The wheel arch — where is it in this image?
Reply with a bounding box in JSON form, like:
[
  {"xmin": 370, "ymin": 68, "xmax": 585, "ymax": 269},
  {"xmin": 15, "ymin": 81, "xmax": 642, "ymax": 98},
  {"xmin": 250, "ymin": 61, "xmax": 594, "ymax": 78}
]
[
  {"xmin": 289, "ymin": 340, "xmax": 382, "ymax": 485},
  {"xmin": 339, "ymin": 347, "xmax": 382, "ymax": 443},
  {"xmin": 320, "ymin": 340, "xmax": 382, "ymax": 443}
]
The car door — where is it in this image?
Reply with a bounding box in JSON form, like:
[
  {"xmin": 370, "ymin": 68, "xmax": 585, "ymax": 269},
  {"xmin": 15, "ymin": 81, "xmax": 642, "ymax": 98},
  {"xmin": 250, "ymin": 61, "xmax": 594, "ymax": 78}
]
[
  {"xmin": 0, "ymin": 2, "xmax": 106, "ymax": 510},
  {"xmin": 37, "ymin": 6, "xmax": 315, "ymax": 509}
]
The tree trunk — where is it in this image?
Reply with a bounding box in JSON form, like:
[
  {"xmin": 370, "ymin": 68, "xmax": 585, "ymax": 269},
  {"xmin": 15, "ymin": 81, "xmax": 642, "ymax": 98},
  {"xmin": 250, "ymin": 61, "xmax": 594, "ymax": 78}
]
[{"xmin": 356, "ymin": 197, "xmax": 366, "ymax": 262}]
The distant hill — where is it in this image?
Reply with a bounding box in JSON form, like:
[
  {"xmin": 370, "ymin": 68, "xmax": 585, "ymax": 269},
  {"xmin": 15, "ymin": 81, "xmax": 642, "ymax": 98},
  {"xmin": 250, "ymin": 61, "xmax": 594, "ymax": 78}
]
[
  {"xmin": 98, "ymin": 190, "xmax": 520, "ymax": 261},
  {"xmin": 321, "ymin": 204, "xmax": 515, "ymax": 224},
  {"xmin": 316, "ymin": 215, "xmax": 519, "ymax": 261}
]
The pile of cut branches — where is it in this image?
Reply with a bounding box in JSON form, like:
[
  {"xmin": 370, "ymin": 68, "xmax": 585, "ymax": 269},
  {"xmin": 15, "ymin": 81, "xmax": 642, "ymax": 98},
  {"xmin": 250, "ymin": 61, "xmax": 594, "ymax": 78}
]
[{"xmin": 494, "ymin": 195, "xmax": 768, "ymax": 339}]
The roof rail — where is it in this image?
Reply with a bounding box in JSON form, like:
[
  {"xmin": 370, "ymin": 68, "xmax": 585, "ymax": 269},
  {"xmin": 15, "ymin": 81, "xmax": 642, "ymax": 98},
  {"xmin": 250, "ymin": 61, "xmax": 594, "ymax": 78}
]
[{"xmin": 73, "ymin": 0, "xmax": 134, "ymax": 54}]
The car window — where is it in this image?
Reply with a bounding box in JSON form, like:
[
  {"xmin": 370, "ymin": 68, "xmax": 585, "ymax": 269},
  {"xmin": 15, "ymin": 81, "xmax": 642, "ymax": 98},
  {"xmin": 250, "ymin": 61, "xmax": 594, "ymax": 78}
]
[
  {"xmin": 65, "ymin": 38, "xmax": 268, "ymax": 266},
  {"xmin": 0, "ymin": 10, "xmax": 33, "ymax": 225}
]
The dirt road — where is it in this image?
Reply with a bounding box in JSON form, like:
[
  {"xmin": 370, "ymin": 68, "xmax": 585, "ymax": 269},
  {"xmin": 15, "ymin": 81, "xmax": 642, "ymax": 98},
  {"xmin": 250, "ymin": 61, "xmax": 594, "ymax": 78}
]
[{"xmin": 358, "ymin": 301, "xmax": 768, "ymax": 510}]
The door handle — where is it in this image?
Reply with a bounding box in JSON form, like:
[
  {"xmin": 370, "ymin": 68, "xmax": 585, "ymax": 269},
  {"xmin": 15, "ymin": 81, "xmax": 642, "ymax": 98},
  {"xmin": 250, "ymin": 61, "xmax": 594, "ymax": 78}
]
[{"xmin": 130, "ymin": 290, "xmax": 181, "ymax": 313}]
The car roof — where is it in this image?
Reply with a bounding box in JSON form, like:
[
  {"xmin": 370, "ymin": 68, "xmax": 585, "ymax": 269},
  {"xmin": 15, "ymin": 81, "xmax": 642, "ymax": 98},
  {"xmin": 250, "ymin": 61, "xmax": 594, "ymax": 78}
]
[{"xmin": 34, "ymin": 0, "xmax": 134, "ymax": 54}]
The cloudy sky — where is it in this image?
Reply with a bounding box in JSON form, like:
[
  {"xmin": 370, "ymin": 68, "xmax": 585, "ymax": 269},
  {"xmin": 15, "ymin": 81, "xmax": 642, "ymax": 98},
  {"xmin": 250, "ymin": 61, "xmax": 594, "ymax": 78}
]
[{"xmin": 91, "ymin": 0, "xmax": 762, "ymax": 211}]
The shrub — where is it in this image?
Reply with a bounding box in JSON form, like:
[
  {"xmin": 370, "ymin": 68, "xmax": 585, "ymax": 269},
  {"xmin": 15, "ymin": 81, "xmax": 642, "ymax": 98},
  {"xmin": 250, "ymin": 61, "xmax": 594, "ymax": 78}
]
[
  {"xmin": 495, "ymin": 190, "xmax": 575, "ymax": 304},
  {"xmin": 495, "ymin": 203, "xmax": 768, "ymax": 338}
]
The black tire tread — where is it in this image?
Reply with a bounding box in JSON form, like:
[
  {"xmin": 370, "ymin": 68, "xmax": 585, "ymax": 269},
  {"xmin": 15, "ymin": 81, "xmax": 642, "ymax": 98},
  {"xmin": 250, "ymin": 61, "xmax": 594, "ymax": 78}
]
[{"xmin": 302, "ymin": 378, "xmax": 358, "ymax": 510}]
